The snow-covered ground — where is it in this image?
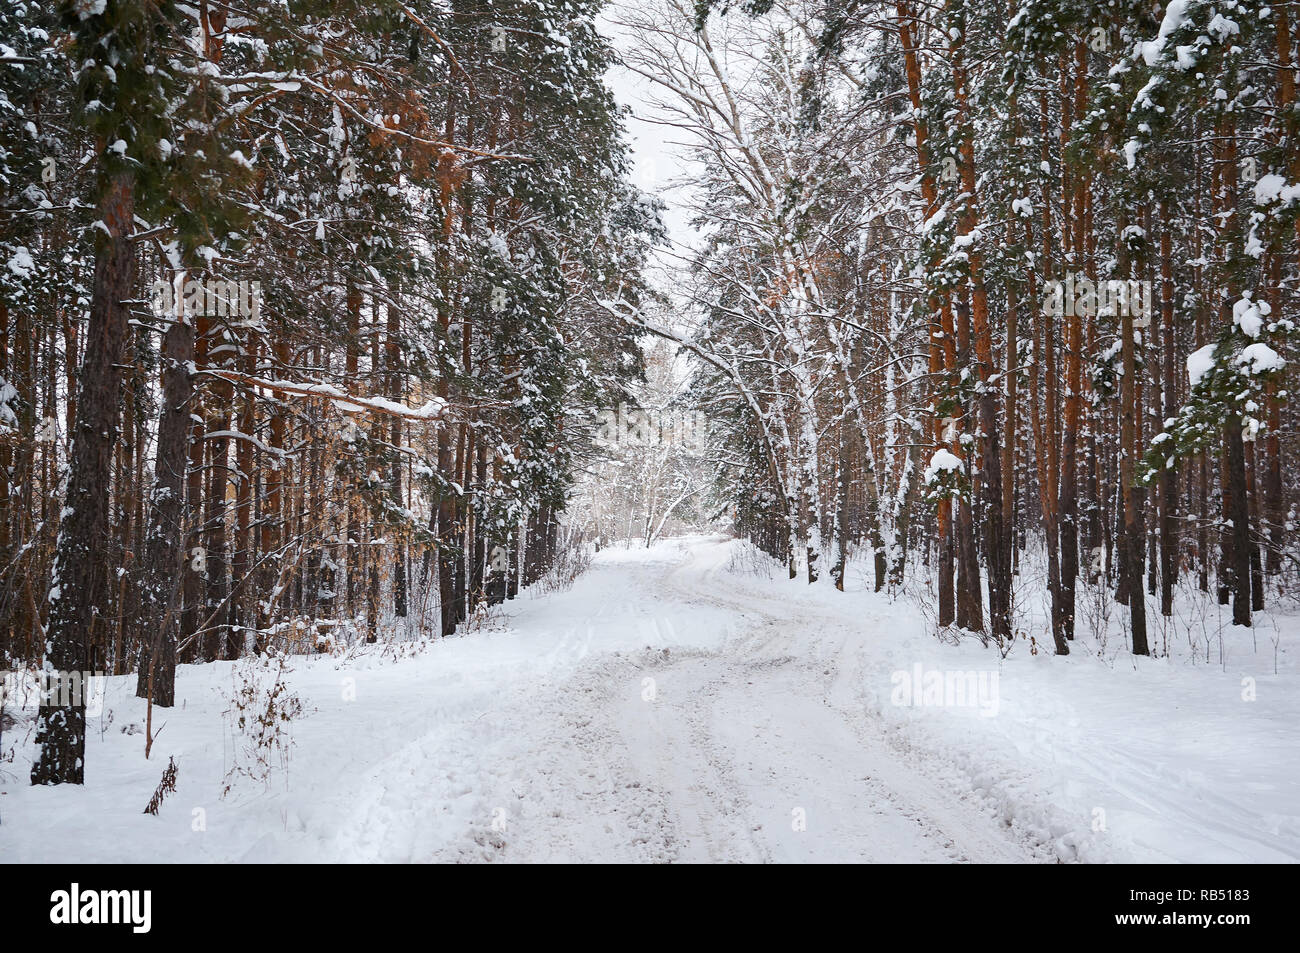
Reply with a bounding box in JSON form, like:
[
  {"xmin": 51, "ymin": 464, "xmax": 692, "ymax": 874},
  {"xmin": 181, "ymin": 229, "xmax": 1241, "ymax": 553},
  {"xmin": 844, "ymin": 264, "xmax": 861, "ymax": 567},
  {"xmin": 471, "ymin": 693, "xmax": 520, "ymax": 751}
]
[{"xmin": 2, "ymin": 535, "xmax": 1296, "ymax": 863}]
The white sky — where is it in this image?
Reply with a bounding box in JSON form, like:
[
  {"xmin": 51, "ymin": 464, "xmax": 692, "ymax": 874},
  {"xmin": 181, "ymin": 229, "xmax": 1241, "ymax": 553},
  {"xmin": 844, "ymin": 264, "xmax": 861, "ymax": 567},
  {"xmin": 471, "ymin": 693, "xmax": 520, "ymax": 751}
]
[{"xmin": 597, "ymin": 5, "xmax": 704, "ymax": 291}]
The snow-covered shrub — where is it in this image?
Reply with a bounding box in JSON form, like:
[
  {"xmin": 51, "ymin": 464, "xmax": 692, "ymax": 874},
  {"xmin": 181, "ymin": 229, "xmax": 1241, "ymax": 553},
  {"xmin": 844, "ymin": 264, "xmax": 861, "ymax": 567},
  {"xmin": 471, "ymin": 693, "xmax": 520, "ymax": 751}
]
[
  {"xmin": 222, "ymin": 652, "xmax": 307, "ymax": 796},
  {"xmin": 725, "ymin": 538, "xmax": 781, "ymax": 578},
  {"xmin": 532, "ymin": 541, "xmax": 593, "ymax": 596}
]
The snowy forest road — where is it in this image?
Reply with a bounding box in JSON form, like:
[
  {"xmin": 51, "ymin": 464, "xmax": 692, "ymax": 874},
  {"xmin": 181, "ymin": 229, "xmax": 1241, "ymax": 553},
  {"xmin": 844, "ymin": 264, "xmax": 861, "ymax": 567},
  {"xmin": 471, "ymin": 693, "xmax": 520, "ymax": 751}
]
[
  {"xmin": 9, "ymin": 535, "xmax": 1294, "ymax": 864},
  {"xmin": 404, "ymin": 536, "xmax": 1039, "ymax": 863},
  {"xmin": 0, "ymin": 535, "xmax": 1040, "ymax": 864},
  {"xmin": 12, "ymin": 534, "xmax": 1294, "ymax": 864}
]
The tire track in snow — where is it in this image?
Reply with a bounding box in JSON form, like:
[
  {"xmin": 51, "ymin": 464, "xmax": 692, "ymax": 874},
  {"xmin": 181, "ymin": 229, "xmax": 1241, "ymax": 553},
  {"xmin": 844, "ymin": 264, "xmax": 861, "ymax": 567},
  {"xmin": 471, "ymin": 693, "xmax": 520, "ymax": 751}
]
[
  {"xmin": 507, "ymin": 537, "xmax": 1041, "ymax": 863},
  {"xmin": 334, "ymin": 537, "xmax": 1040, "ymax": 863}
]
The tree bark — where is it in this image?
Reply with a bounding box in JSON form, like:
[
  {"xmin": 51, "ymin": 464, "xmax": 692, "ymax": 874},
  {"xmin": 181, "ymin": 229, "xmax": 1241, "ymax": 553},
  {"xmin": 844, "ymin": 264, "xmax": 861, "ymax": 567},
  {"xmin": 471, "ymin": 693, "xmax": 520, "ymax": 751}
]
[
  {"xmin": 136, "ymin": 319, "xmax": 195, "ymax": 707},
  {"xmin": 32, "ymin": 173, "xmax": 136, "ymax": 785}
]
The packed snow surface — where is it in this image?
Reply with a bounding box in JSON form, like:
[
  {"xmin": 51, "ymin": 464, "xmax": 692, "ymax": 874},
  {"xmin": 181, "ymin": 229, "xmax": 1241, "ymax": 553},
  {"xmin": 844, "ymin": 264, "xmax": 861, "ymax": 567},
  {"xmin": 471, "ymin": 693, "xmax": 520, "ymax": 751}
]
[{"xmin": 2, "ymin": 536, "xmax": 1296, "ymax": 863}]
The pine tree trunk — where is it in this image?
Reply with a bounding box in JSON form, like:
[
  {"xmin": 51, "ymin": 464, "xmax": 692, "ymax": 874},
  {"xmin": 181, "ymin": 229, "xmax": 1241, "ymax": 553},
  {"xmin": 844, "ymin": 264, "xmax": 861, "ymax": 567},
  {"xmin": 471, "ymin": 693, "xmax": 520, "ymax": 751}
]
[
  {"xmin": 1158, "ymin": 221, "xmax": 1178, "ymax": 616},
  {"xmin": 32, "ymin": 173, "xmax": 135, "ymax": 785},
  {"xmin": 1223, "ymin": 419, "xmax": 1252, "ymax": 626},
  {"xmin": 135, "ymin": 319, "xmax": 194, "ymax": 707},
  {"xmin": 1119, "ymin": 241, "xmax": 1148, "ymax": 656}
]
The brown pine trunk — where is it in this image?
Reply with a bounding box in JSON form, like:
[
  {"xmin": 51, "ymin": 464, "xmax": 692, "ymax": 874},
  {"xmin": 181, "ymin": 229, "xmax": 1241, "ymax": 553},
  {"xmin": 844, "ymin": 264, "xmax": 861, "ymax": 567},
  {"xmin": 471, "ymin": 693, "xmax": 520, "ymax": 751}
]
[
  {"xmin": 896, "ymin": 1, "xmax": 955, "ymax": 625},
  {"xmin": 204, "ymin": 322, "xmax": 232, "ymax": 660},
  {"xmin": 1031, "ymin": 90, "xmax": 1068, "ymax": 654},
  {"xmin": 32, "ymin": 173, "xmax": 136, "ymax": 785},
  {"xmin": 1223, "ymin": 421, "xmax": 1252, "ymax": 626},
  {"xmin": 135, "ymin": 320, "xmax": 195, "ymax": 707},
  {"xmin": 1056, "ymin": 44, "xmax": 1085, "ymax": 643},
  {"xmin": 1118, "ymin": 216, "xmax": 1148, "ymax": 656},
  {"xmin": 232, "ymin": 334, "xmax": 255, "ymax": 645},
  {"xmin": 0, "ymin": 301, "xmax": 9, "ymax": 662},
  {"xmin": 345, "ymin": 283, "xmax": 361, "ymax": 618},
  {"xmin": 954, "ymin": 19, "xmax": 1003, "ymax": 637},
  {"xmin": 1002, "ymin": 213, "xmax": 1018, "ymax": 598},
  {"xmin": 386, "ymin": 299, "xmax": 407, "ymax": 619},
  {"xmin": 1263, "ymin": 10, "xmax": 1294, "ymax": 579},
  {"xmin": 179, "ymin": 316, "xmax": 208, "ymax": 664},
  {"xmin": 953, "ymin": 292, "xmax": 982, "ymax": 632},
  {"xmin": 258, "ymin": 338, "xmax": 291, "ymax": 648},
  {"xmin": 1246, "ymin": 441, "xmax": 1265, "ymax": 612},
  {"xmin": 832, "ymin": 419, "xmax": 850, "ymax": 592},
  {"xmin": 1158, "ymin": 220, "xmax": 1178, "ymax": 617},
  {"xmin": 1214, "ymin": 115, "xmax": 1251, "ymax": 626}
]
